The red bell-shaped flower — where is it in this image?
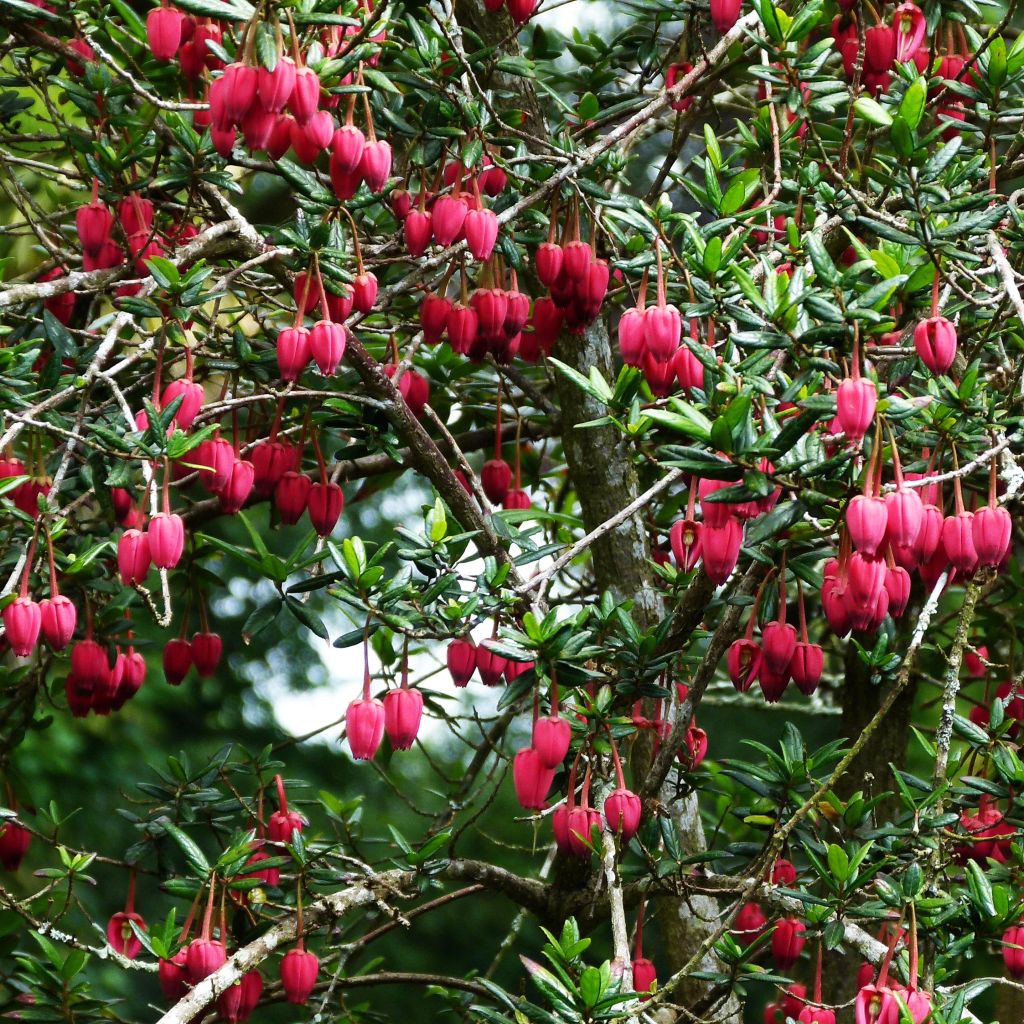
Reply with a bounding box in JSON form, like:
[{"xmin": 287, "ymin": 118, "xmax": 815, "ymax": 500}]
[
  {"xmin": 885, "ymin": 565, "xmax": 911, "ymax": 618},
  {"xmin": 107, "ymin": 910, "xmax": 146, "ymax": 960},
  {"xmin": 604, "ymin": 787, "xmax": 642, "ymax": 841},
  {"xmin": 535, "ymin": 242, "xmax": 564, "ymax": 287},
  {"xmin": 118, "ymin": 529, "xmax": 151, "ymax": 586},
  {"xmin": 973, "ymin": 504, "xmax": 1012, "ymax": 567},
  {"xmin": 39, "ymin": 595, "xmax": 76, "ymax": 651},
  {"xmin": 159, "ymin": 950, "xmax": 189, "ymax": 1002},
  {"xmin": 219, "ymin": 459, "xmax": 255, "ymax": 514},
  {"xmin": 632, "ymin": 957, "xmax": 656, "ymax": 995},
  {"xmin": 276, "ymin": 472, "xmax": 312, "ymax": 526},
  {"xmin": 194, "ymin": 436, "xmax": 234, "ymax": 493},
  {"xmin": 475, "ymin": 644, "xmax": 507, "ymax": 686},
  {"xmin": 191, "ymin": 631, "xmax": 222, "ymax": 676},
  {"xmin": 789, "ymin": 642, "xmax": 823, "ymax": 695},
  {"xmin": 727, "ymin": 638, "xmax": 762, "ymax": 692},
  {"xmin": 701, "ymin": 517, "xmax": 743, "ymax": 585},
  {"xmin": 942, "ymin": 511, "xmax": 978, "ymax": 574},
  {"xmin": 512, "ymin": 748, "xmax": 554, "ymax": 810},
  {"xmin": 360, "ymin": 140, "xmax": 392, "ymax": 192},
  {"xmin": 163, "ymin": 637, "xmax": 192, "ymax": 685},
  {"xmin": 732, "ymin": 902, "xmax": 767, "ymax": 943},
  {"xmin": 258, "ymin": 56, "xmax": 296, "ymax": 113},
  {"xmin": 307, "ymin": 482, "xmax": 344, "ymax": 537},
  {"xmin": 771, "ymin": 917, "xmax": 806, "ymax": 970},
  {"xmin": 383, "ymin": 687, "xmax": 423, "ymax": 750},
  {"xmin": 346, "ymin": 697, "xmax": 385, "ymax": 760},
  {"xmin": 276, "ymin": 326, "xmax": 310, "ymax": 381},
  {"xmin": 0, "ymin": 820, "xmax": 31, "ymax": 869},
  {"xmin": 566, "ymin": 806, "xmax": 601, "ymax": 857},
  {"xmin": 404, "ymin": 209, "xmax": 433, "ymax": 257},
  {"xmin": 288, "ymin": 67, "xmax": 321, "ymax": 123},
  {"xmin": 251, "ymin": 441, "xmax": 296, "ymax": 496},
  {"xmin": 352, "ymin": 272, "xmax": 378, "ymax": 313},
  {"xmin": 465, "ymin": 208, "xmax": 499, "ymax": 261},
  {"xmin": 76, "ymin": 196, "xmax": 114, "ymax": 256},
  {"xmin": 670, "ymin": 518, "xmax": 703, "ymax": 572},
  {"xmin": 147, "ymin": 4, "xmax": 185, "ymax": 60},
  {"xmin": 847, "ymin": 553, "xmax": 886, "ymax": 606},
  {"xmin": 161, "ymin": 378, "xmax": 204, "ymax": 431},
  {"xmin": 762, "ymin": 620, "xmax": 797, "ymax": 675},
  {"xmin": 281, "ymin": 948, "xmax": 319, "ymax": 1005},
  {"xmin": 1003, "ymin": 923, "xmax": 1024, "ymax": 979},
  {"xmin": 186, "ymin": 937, "xmax": 227, "ymax": 984},
  {"xmin": 709, "ymin": 0, "xmax": 741, "ymax": 32},
  {"xmin": 147, "ymin": 512, "xmax": 185, "ymax": 569},
  {"xmin": 481, "ymin": 458, "xmax": 513, "ymax": 504},
  {"xmin": 847, "ymin": 494, "xmax": 888, "ymax": 557},
  {"xmin": 447, "ymin": 637, "xmax": 477, "ymax": 687},
  {"xmin": 885, "ymin": 487, "xmax": 924, "ymax": 549},
  {"xmin": 3, "ymin": 597, "xmax": 41, "ymax": 657},
  {"xmin": 532, "ymin": 714, "xmax": 571, "ymax": 769},
  {"xmin": 914, "ymin": 316, "xmax": 957, "ymax": 375},
  {"xmin": 836, "ymin": 377, "xmax": 877, "ymax": 442},
  {"xmin": 331, "ymin": 124, "xmax": 366, "ymax": 173}
]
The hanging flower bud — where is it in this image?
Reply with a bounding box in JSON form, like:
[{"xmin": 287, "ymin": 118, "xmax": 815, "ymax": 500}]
[
  {"xmin": 360, "ymin": 140, "xmax": 392, "ymax": 192},
  {"xmin": 307, "ymin": 482, "xmax": 344, "ymax": 537},
  {"xmin": 481, "ymin": 459, "xmax": 513, "ymax": 504},
  {"xmin": 973, "ymin": 505, "xmax": 1012, "ymax": 567},
  {"xmin": 447, "ymin": 637, "xmax": 477, "ymax": 687},
  {"xmin": 251, "ymin": 441, "xmax": 296, "ymax": 497},
  {"xmin": 186, "ymin": 938, "xmax": 227, "ymax": 984},
  {"xmin": 512, "ymin": 748, "xmax": 554, "ymax": 810},
  {"xmin": 420, "ymin": 293, "xmax": 451, "ymax": 345},
  {"xmin": 159, "ymin": 951, "xmax": 189, "ymax": 1002},
  {"xmin": 566, "ymin": 806, "xmax": 601, "ymax": 857},
  {"xmin": 194, "ymin": 436, "xmax": 234, "ymax": 493},
  {"xmin": 39, "ymin": 595, "xmax": 76, "ymax": 651},
  {"xmin": 331, "ymin": 124, "xmax": 366, "ymax": 173},
  {"xmin": 632, "ymin": 957, "xmax": 656, "ymax": 995},
  {"xmin": 771, "ymin": 918, "xmax": 806, "ymax": 970},
  {"xmin": 1003, "ymin": 924, "xmax": 1024, "ymax": 979},
  {"xmin": 798, "ymin": 1007, "xmax": 836, "ymax": 1024},
  {"xmin": 604, "ymin": 788, "xmax": 642, "ymax": 841},
  {"xmin": 258, "ymin": 56, "xmax": 297, "ymax": 113},
  {"xmin": 281, "ymin": 948, "xmax": 319, "ymax": 1005},
  {"xmin": 535, "ymin": 242, "xmax": 564, "ymax": 287},
  {"xmin": 352, "ymin": 272, "xmax": 378, "ymax": 313},
  {"xmin": 885, "ymin": 565, "xmax": 911, "ymax": 618},
  {"xmin": 383, "ymin": 687, "xmax": 423, "ymax": 750},
  {"xmin": 147, "ymin": 512, "xmax": 185, "ymax": 569},
  {"xmin": 464, "ymin": 208, "xmax": 499, "ymax": 261},
  {"xmin": 762, "ymin": 620, "xmax": 797, "ymax": 675},
  {"xmin": 147, "ymin": 4, "xmax": 185, "ymax": 60},
  {"xmin": 404, "ymin": 209, "xmax": 433, "ymax": 257},
  {"xmin": 220, "ymin": 63, "xmax": 258, "ymax": 125},
  {"xmin": 309, "ymin": 321, "xmax": 347, "ymax": 376},
  {"xmin": 431, "ymin": 194, "xmax": 469, "ymax": 247},
  {"xmin": 914, "ymin": 317, "xmax": 957, "ymax": 375},
  {"xmin": 885, "ymin": 487, "xmax": 924, "ymax": 550},
  {"xmin": 709, "ymin": 0, "xmax": 741, "ymax": 32},
  {"xmin": 76, "ymin": 196, "xmax": 114, "ymax": 256},
  {"xmin": 191, "ymin": 631, "xmax": 222, "ymax": 677},
  {"xmin": 732, "ymin": 902, "xmax": 767, "ymax": 943},
  {"xmin": 942, "ymin": 511, "xmax": 978, "ymax": 574},
  {"xmin": 847, "ymin": 494, "xmax": 889, "ymax": 557},
  {"xmin": 219, "ymin": 460, "xmax": 255, "ymax": 515},
  {"xmin": 276, "ymin": 472, "xmax": 312, "ymax": 526},
  {"xmin": 701, "ymin": 517, "xmax": 743, "ymax": 585},
  {"xmin": 836, "ymin": 377, "xmax": 877, "ymax": 442},
  {"xmin": 161, "ymin": 378, "xmax": 205, "ymax": 431},
  {"xmin": 346, "ymin": 697, "xmax": 386, "ymax": 760},
  {"xmin": 276, "ymin": 327, "xmax": 311, "ymax": 381},
  {"xmin": 864, "ymin": 25, "xmax": 896, "ymax": 73},
  {"xmin": 163, "ymin": 638, "xmax": 192, "ymax": 685},
  {"xmin": 532, "ymin": 715, "xmax": 571, "ymax": 769},
  {"xmin": 475, "ymin": 644, "xmax": 507, "ymax": 686},
  {"xmin": 789, "ymin": 643, "xmax": 823, "ymax": 695},
  {"xmin": 846, "ymin": 553, "xmax": 886, "ymax": 607},
  {"xmin": 288, "ymin": 67, "xmax": 321, "ymax": 123},
  {"xmin": 3, "ymin": 597, "xmax": 41, "ymax": 657}
]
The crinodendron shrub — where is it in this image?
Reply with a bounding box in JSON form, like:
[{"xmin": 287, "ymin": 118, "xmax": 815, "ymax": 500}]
[{"xmin": 1, "ymin": 0, "xmax": 1024, "ymax": 1021}]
